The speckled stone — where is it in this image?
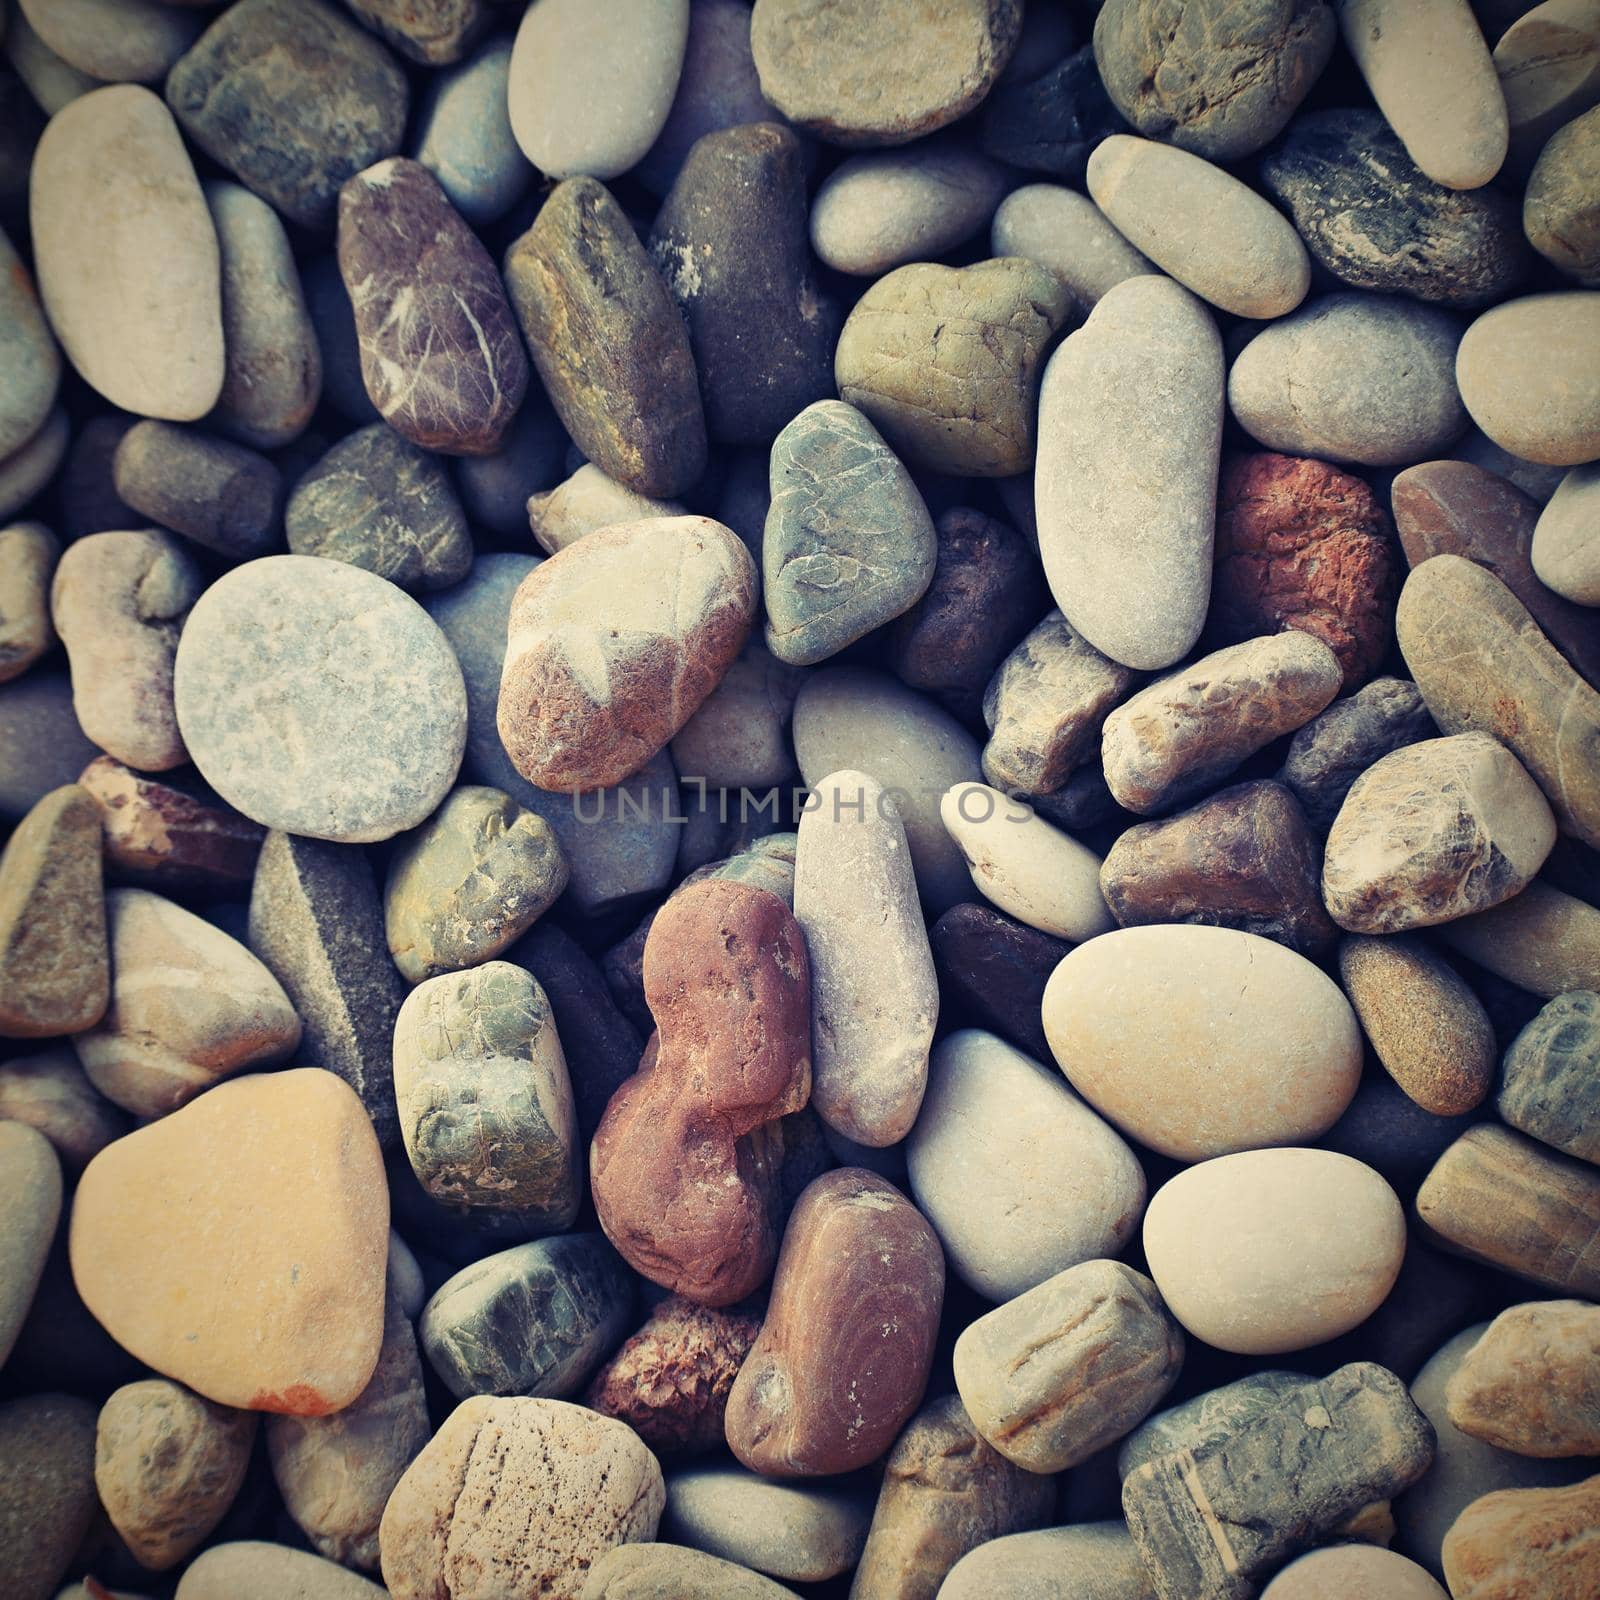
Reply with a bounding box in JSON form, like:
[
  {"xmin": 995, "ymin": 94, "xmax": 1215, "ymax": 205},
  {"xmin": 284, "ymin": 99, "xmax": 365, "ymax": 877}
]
[
  {"xmin": 414, "ymin": 36, "xmax": 533, "ymax": 225},
  {"xmin": 344, "ymin": 0, "xmax": 485, "ymax": 65},
  {"xmin": 940, "ymin": 1522, "xmax": 1156, "ymax": 1600},
  {"xmin": 0, "ymin": 225, "xmax": 58, "ymax": 464},
  {"xmin": 977, "ymin": 43, "xmax": 1123, "ymax": 184},
  {"xmin": 113, "ymin": 423, "xmax": 282, "ymax": 562},
  {"xmin": 174, "ymin": 555, "xmax": 467, "ymax": 844},
  {"xmin": 1499, "ymin": 991, "xmax": 1600, "ymax": 1162},
  {"xmin": 1525, "ymin": 105, "xmax": 1600, "ymax": 284},
  {"xmin": 166, "ymin": 0, "xmax": 409, "ymax": 231},
  {"xmin": 0, "ymin": 672, "xmax": 101, "ymax": 824},
  {"xmin": 177, "ymin": 1543, "xmax": 387, "ymax": 1599},
  {"xmin": 1444, "ymin": 1474, "xmax": 1600, "ymax": 1600},
  {"xmin": 0, "ymin": 522, "xmax": 56, "ymax": 685},
  {"xmin": 1535, "ymin": 462, "xmax": 1600, "ymax": 606},
  {"xmin": 0, "ymin": 1393, "xmax": 98, "ymax": 1600}
]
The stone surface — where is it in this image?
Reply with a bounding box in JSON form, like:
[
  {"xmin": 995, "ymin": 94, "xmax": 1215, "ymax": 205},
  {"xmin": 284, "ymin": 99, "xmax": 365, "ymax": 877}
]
[
  {"xmin": 73, "ymin": 887, "xmax": 300, "ymax": 1119},
  {"xmin": 750, "ymin": 0, "xmax": 1022, "ymax": 146},
  {"xmin": 0, "ymin": 784, "xmax": 108, "ymax": 1039},
  {"xmin": 31, "ymin": 85, "xmax": 222, "ymax": 419},
  {"xmin": 344, "ymin": 0, "xmax": 484, "ymax": 65},
  {"xmin": 1143, "ymin": 1150, "xmax": 1405, "ymax": 1353},
  {"xmin": 0, "ymin": 1393, "xmax": 98, "ymax": 1600},
  {"xmin": 497, "ymin": 516, "xmax": 755, "ymax": 792},
  {"xmin": 0, "ymin": 1049, "xmax": 125, "ymax": 1174},
  {"xmin": 1036, "ymin": 274, "xmax": 1223, "ymax": 670},
  {"xmin": 1120, "ymin": 1370, "xmax": 1319, "ymax": 1479},
  {"xmin": 977, "ymin": 42, "xmax": 1124, "ymax": 184},
  {"xmin": 166, "ymin": 0, "xmax": 409, "ymax": 231},
  {"xmin": 0, "ymin": 522, "xmax": 56, "ymax": 684},
  {"xmin": 94, "ymin": 1379, "xmax": 255, "ymax": 1571},
  {"xmin": 1212, "ymin": 451, "xmax": 1396, "ymax": 688},
  {"xmin": 174, "ymin": 554, "xmax": 467, "ymax": 844},
  {"xmin": 1438, "ymin": 879, "xmax": 1600, "ymax": 998},
  {"xmin": 1229, "ymin": 293, "xmax": 1467, "ymax": 466},
  {"xmin": 927, "ymin": 908, "xmax": 1066, "ymax": 1062},
  {"xmin": 651, "ymin": 122, "xmax": 838, "ymax": 446},
  {"xmin": 247, "ymin": 829, "xmax": 405, "ymax": 1147},
  {"xmin": 724, "ymin": 1168, "xmax": 944, "ymax": 1477},
  {"xmin": 338, "ymin": 158, "xmax": 527, "ymax": 456},
  {"xmin": 956, "ymin": 1259, "xmax": 1182, "ymax": 1472},
  {"xmin": 176, "ymin": 1543, "xmax": 387, "ymax": 1599},
  {"xmin": 17, "ymin": 0, "xmax": 202, "ymax": 82},
  {"xmin": 1494, "ymin": 0, "xmax": 1600, "ymax": 173},
  {"xmin": 0, "ymin": 672, "xmax": 100, "ymax": 823},
  {"xmin": 504, "ymin": 176, "xmax": 706, "ymax": 498},
  {"xmin": 378, "ymin": 1396, "xmax": 664, "ymax": 1600},
  {"xmin": 0, "ymin": 404, "xmax": 67, "ymax": 524},
  {"xmin": 455, "ymin": 393, "xmax": 567, "ymax": 537},
  {"xmin": 835, "ymin": 258, "xmax": 1072, "ymax": 477},
  {"xmin": 1093, "ymin": 0, "xmax": 1335, "ymax": 160},
  {"xmin": 1500, "ymin": 990, "xmax": 1600, "ymax": 1161},
  {"xmin": 414, "ymin": 35, "xmax": 533, "ymax": 225},
  {"xmin": 1443, "ymin": 1474, "xmax": 1600, "ymax": 1600},
  {"xmin": 1101, "ymin": 631, "xmax": 1342, "ymax": 814},
  {"xmin": 671, "ymin": 644, "xmax": 802, "ymax": 789},
  {"xmin": 393, "ymin": 961, "xmax": 580, "ymax": 1228},
  {"xmin": 527, "ymin": 465, "xmax": 684, "ymax": 557},
  {"xmin": 582, "ymin": 1544, "xmax": 799, "ymax": 1599},
  {"xmin": 1525, "ymin": 105, "xmax": 1600, "ymax": 284},
  {"xmin": 990, "ymin": 183, "xmax": 1157, "ymax": 311},
  {"xmin": 1262, "ymin": 1547, "xmax": 1447, "ymax": 1599},
  {"xmin": 0, "ymin": 1121, "xmax": 59, "ymax": 1370},
  {"xmin": 420, "ymin": 1233, "xmax": 633, "ymax": 1401},
  {"xmin": 1536, "ymin": 462, "xmax": 1600, "ymax": 611},
  {"xmin": 940, "ymin": 1522, "xmax": 1156, "ymax": 1600},
  {"xmin": 70, "ymin": 1068, "xmax": 388, "ymax": 1413},
  {"xmin": 0, "ymin": 225, "xmax": 58, "ymax": 463}
]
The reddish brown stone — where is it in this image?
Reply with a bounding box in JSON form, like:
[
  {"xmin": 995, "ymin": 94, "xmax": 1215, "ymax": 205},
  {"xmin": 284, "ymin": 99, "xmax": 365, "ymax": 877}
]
[
  {"xmin": 584, "ymin": 1294, "xmax": 761, "ymax": 1457},
  {"xmin": 591, "ymin": 879, "xmax": 811, "ymax": 1307},
  {"xmin": 724, "ymin": 1167, "xmax": 945, "ymax": 1479},
  {"xmin": 1442, "ymin": 1474, "xmax": 1600, "ymax": 1600},
  {"xmin": 1213, "ymin": 451, "xmax": 1397, "ymax": 689}
]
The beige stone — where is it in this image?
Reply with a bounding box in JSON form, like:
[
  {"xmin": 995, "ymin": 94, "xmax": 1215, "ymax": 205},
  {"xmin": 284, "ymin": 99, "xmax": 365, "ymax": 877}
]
[
  {"xmin": 0, "ymin": 1048, "xmax": 126, "ymax": 1172},
  {"xmin": 526, "ymin": 463, "xmax": 685, "ymax": 557},
  {"xmin": 1435, "ymin": 880, "xmax": 1600, "ymax": 997},
  {"xmin": 1442, "ymin": 1474, "xmax": 1600, "ymax": 1599},
  {"xmin": 582, "ymin": 1545, "xmax": 800, "ymax": 1598},
  {"xmin": 1262, "ymin": 1546, "xmax": 1446, "ymax": 1599},
  {"xmin": 940, "ymin": 1521, "xmax": 1156, "ymax": 1600},
  {"xmin": 0, "ymin": 522, "xmax": 58, "ymax": 683},
  {"xmin": 671, "ymin": 644, "xmax": 801, "ymax": 790},
  {"xmin": 0, "ymin": 1121, "xmax": 60, "ymax": 1369},
  {"xmin": 175, "ymin": 1542, "xmax": 387, "ymax": 1599},
  {"xmin": 1534, "ymin": 463, "xmax": 1600, "ymax": 606}
]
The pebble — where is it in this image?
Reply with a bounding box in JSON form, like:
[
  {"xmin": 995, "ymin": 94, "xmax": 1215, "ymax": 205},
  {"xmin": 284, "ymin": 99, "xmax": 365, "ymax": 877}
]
[
  {"xmin": 344, "ymin": 0, "xmax": 485, "ymax": 66},
  {"xmin": 851, "ymin": 1392, "xmax": 1053, "ymax": 1599},
  {"xmin": 0, "ymin": 1394, "xmax": 98, "ymax": 1600},
  {"xmin": 454, "ymin": 394, "xmax": 567, "ymax": 537},
  {"xmin": 505, "ymin": 177, "xmax": 707, "ymax": 498},
  {"xmin": 1500, "ymin": 990, "xmax": 1600, "ymax": 1161},
  {"xmin": 73, "ymin": 887, "xmax": 300, "ymax": 1119},
  {"xmin": 1280, "ymin": 677, "xmax": 1435, "ymax": 829},
  {"xmin": 176, "ymin": 1542, "xmax": 387, "ymax": 1599},
  {"xmin": 1092, "ymin": 0, "xmax": 1336, "ymax": 159},
  {"xmin": 1088, "ymin": 135, "xmax": 1309, "ymax": 319},
  {"xmin": 1212, "ymin": 451, "xmax": 1396, "ymax": 689},
  {"xmin": 671, "ymin": 644, "xmax": 802, "ymax": 789},
  {"xmin": 725, "ymin": 1168, "xmax": 944, "ymax": 1477},
  {"xmin": 1046, "ymin": 925, "xmax": 1362, "ymax": 1161},
  {"xmin": 956, "ymin": 1259, "xmax": 1183, "ymax": 1473},
  {"xmin": 4, "ymin": 9, "xmax": 97, "ymax": 117},
  {"xmin": 1036, "ymin": 275, "xmax": 1223, "ymax": 671},
  {"xmin": 1417, "ymin": 1124, "xmax": 1600, "ymax": 1297},
  {"xmin": 0, "ymin": 523, "xmax": 55, "ymax": 685},
  {"xmin": 1322, "ymin": 732, "xmax": 1556, "ymax": 933},
  {"xmin": 1397, "ymin": 555, "xmax": 1600, "ymax": 849},
  {"xmin": 0, "ymin": 405, "xmax": 68, "ymax": 523},
  {"xmin": 70, "ymin": 1068, "xmax": 389, "ymax": 1414},
  {"xmin": 990, "ymin": 186, "xmax": 1155, "ymax": 318},
  {"xmin": 907, "ymin": 1027, "xmax": 1144, "ymax": 1302},
  {"xmin": 651, "ymin": 123, "xmax": 838, "ymax": 446},
  {"xmin": 528, "ymin": 466, "xmax": 685, "ymax": 557},
  {"xmin": 420, "ymin": 1233, "xmax": 633, "ymax": 1400},
  {"xmin": 1447, "ymin": 1299, "xmax": 1600, "ymax": 1456},
  {"xmin": 1099, "ymin": 779, "xmax": 1338, "ymax": 958},
  {"xmin": 750, "ymin": 0, "xmax": 1022, "ymax": 146},
  {"xmin": 1456, "ymin": 290, "xmax": 1600, "ymax": 465},
  {"xmin": 1535, "ymin": 462, "xmax": 1600, "ymax": 605},
  {"xmin": 267, "ymin": 1294, "xmax": 430, "ymax": 1570},
  {"xmin": 1339, "ymin": 934, "xmax": 1496, "ymax": 1116},
  {"xmin": 941, "ymin": 782, "xmax": 1114, "ymax": 943},
  {"xmin": 940, "ymin": 1522, "xmax": 1156, "ymax": 1600},
  {"xmin": 1262, "ymin": 1547, "xmax": 1447, "ymax": 1599},
  {"xmin": 1338, "ymin": 0, "xmax": 1508, "ymax": 189},
  {"xmin": 31, "ymin": 86, "xmax": 222, "ymax": 420},
  {"xmin": 1494, "ymin": 0, "xmax": 1600, "ymax": 172},
  {"xmin": 1100, "ymin": 631, "xmax": 1343, "ymax": 815},
  {"xmin": 0, "ymin": 1122, "xmax": 59, "ymax": 1369},
  {"xmin": 762, "ymin": 401, "xmax": 937, "ymax": 667},
  {"xmin": 927, "ymin": 907, "xmax": 1065, "ymax": 1061},
  {"xmin": 508, "ymin": 0, "xmax": 688, "ymax": 180},
  {"xmin": 247, "ymin": 830, "xmax": 404, "ymax": 1147},
  {"xmin": 834, "ymin": 258, "xmax": 1071, "ymax": 476},
  {"xmin": 1525, "ymin": 105, "xmax": 1600, "ymax": 283},
  {"xmin": 173, "ymin": 554, "xmax": 467, "ymax": 844},
  {"xmin": 414, "ymin": 35, "xmax": 532, "ymax": 225},
  {"xmin": 583, "ymin": 1547, "xmax": 799, "ymax": 1599},
  {"xmin": 16, "ymin": 0, "xmax": 203, "ymax": 84},
  {"xmin": 978, "ymin": 43, "xmax": 1124, "ymax": 185},
  {"xmin": 1444, "ymin": 1474, "xmax": 1600, "ymax": 1600},
  {"xmin": 384, "ymin": 789, "xmax": 567, "ymax": 982},
  {"xmin": 794, "ymin": 769, "xmax": 936, "ymax": 1146},
  {"xmin": 1261, "ymin": 108, "xmax": 1530, "ymax": 307},
  {"xmin": 165, "ymin": 0, "xmax": 409, "ymax": 231},
  {"xmin": 94, "ymin": 1379, "xmax": 256, "ymax": 1570},
  {"xmin": 810, "ymin": 140, "xmax": 1007, "ymax": 276},
  {"xmin": 1120, "ymin": 1369, "xmax": 1314, "ymax": 1478},
  {"xmin": 0, "ymin": 227, "xmax": 57, "ymax": 464},
  {"xmin": 0, "ymin": 672, "xmax": 100, "ymax": 823},
  {"xmin": 0, "ymin": 1049, "xmax": 126, "ymax": 1173},
  {"xmin": 0, "ymin": 784, "xmax": 108, "ymax": 1039},
  {"xmin": 663, "ymin": 1466, "xmax": 870, "ymax": 1583},
  {"xmin": 1440, "ymin": 879, "xmax": 1600, "ymax": 997},
  {"xmin": 378, "ymin": 1396, "xmax": 664, "ymax": 1600},
  {"xmin": 1229, "ymin": 293, "xmax": 1468, "ymax": 466}
]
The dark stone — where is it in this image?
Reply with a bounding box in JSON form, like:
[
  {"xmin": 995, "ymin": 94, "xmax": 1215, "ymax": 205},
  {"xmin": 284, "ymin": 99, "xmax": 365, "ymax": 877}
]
[
  {"xmin": 0, "ymin": 61, "xmax": 44, "ymax": 215},
  {"xmin": 344, "ymin": 0, "xmax": 486, "ymax": 65},
  {"xmin": 1029, "ymin": 765, "xmax": 1126, "ymax": 832},
  {"xmin": 648, "ymin": 123, "xmax": 838, "ymax": 446},
  {"xmin": 929, "ymin": 902, "xmax": 1068, "ymax": 1062},
  {"xmin": 1499, "ymin": 991, "xmax": 1600, "ymax": 1164},
  {"xmin": 303, "ymin": 256, "xmax": 382, "ymax": 425},
  {"xmin": 166, "ymin": 0, "xmax": 410, "ymax": 231},
  {"xmin": 56, "ymin": 415, "xmax": 140, "ymax": 540},
  {"xmin": 1321, "ymin": 1074, "xmax": 1484, "ymax": 1201},
  {"xmin": 1261, "ymin": 109, "xmax": 1531, "ymax": 308},
  {"xmin": 505, "ymin": 177, "xmax": 707, "ymax": 498},
  {"xmin": 978, "ymin": 45, "xmax": 1126, "ymax": 185},
  {"xmin": 602, "ymin": 911, "xmax": 658, "ymax": 1041}
]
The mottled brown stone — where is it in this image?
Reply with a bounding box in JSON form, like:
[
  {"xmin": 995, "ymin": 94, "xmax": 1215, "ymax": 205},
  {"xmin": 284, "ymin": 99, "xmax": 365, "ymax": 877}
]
[
  {"xmin": 345, "ymin": 0, "xmax": 486, "ymax": 65},
  {"xmin": 1442, "ymin": 1474, "xmax": 1600, "ymax": 1600},
  {"xmin": 928, "ymin": 902, "xmax": 1068, "ymax": 1062},
  {"xmin": 725, "ymin": 1168, "xmax": 944, "ymax": 1478},
  {"xmin": 1499, "ymin": 991, "xmax": 1600, "ymax": 1162},
  {"xmin": 591, "ymin": 879, "xmax": 810, "ymax": 1307},
  {"xmin": 0, "ymin": 1048, "xmax": 127, "ymax": 1174}
]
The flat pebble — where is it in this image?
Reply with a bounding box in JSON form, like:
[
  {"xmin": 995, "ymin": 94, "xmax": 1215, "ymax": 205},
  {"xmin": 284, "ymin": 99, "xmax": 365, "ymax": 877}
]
[
  {"xmin": 0, "ymin": 1122, "xmax": 60, "ymax": 1370},
  {"xmin": 990, "ymin": 183, "xmax": 1157, "ymax": 311},
  {"xmin": 0, "ymin": 1394, "xmax": 98, "ymax": 1600},
  {"xmin": 0, "ymin": 226, "xmax": 58, "ymax": 463},
  {"xmin": 0, "ymin": 669, "xmax": 100, "ymax": 822},
  {"xmin": 1525, "ymin": 104, "xmax": 1600, "ymax": 283},
  {"xmin": 1534, "ymin": 463, "xmax": 1600, "ymax": 604},
  {"xmin": 414, "ymin": 35, "xmax": 533, "ymax": 225},
  {"xmin": 1499, "ymin": 990, "xmax": 1600, "ymax": 1161},
  {"xmin": 176, "ymin": 1542, "xmax": 389, "ymax": 1599},
  {"xmin": 0, "ymin": 522, "xmax": 56, "ymax": 684},
  {"xmin": 16, "ymin": 0, "xmax": 203, "ymax": 84},
  {"xmin": 940, "ymin": 1522, "xmax": 1156, "ymax": 1600}
]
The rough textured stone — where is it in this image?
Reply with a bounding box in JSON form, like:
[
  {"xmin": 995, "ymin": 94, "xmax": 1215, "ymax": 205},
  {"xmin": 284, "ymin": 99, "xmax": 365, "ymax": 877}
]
[
  {"xmin": 1212, "ymin": 451, "xmax": 1396, "ymax": 688},
  {"xmin": 978, "ymin": 42, "xmax": 1123, "ymax": 182},
  {"xmin": 166, "ymin": 0, "xmax": 409, "ymax": 231},
  {"xmin": 1101, "ymin": 780, "xmax": 1335, "ymax": 956},
  {"xmin": 1443, "ymin": 1475, "xmax": 1600, "ymax": 1600},
  {"xmin": 1036, "ymin": 275, "xmax": 1223, "ymax": 671},
  {"xmin": 1535, "ymin": 462, "xmax": 1600, "ymax": 606},
  {"xmin": 0, "ymin": 225, "xmax": 58, "ymax": 464},
  {"xmin": 0, "ymin": 1049, "xmax": 126, "ymax": 1174},
  {"xmin": 344, "ymin": 0, "xmax": 484, "ymax": 65},
  {"xmin": 504, "ymin": 177, "xmax": 706, "ymax": 499},
  {"xmin": 1525, "ymin": 105, "xmax": 1600, "ymax": 284},
  {"xmin": 174, "ymin": 554, "xmax": 467, "ymax": 844},
  {"xmin": 338, "ymin": 158, "xmax": 526, "ymax": 456},
  {"xmin": 1093, "ymin": 0, "xmax": 1335, "ymax": 160},
  {"xmin": 1123, "ymin": 1363, "xmax": 1435, "ymax": 1600},
  {"xmin": 247, "ymin": 830, "xmax": 403, "ymax": 1146},
  {"xmin": 378, "ymin": 1396, "xmax": 664, "ymax": 1600},
  {"xmin": 1262, "ymin": 1547, "xmax": 1447, "ymax": 1598},
  {"xmin": 177, "ymin": 1542, "xmax": 387, "ymax": 1599},
  {"xmin": 95, "ymin": 1379, "xmax": 255, "ymax": 1571},
  {"xmin": 70, "ymin": 1068, "xmax": 388, "ymax": 1413},
  {"xmin": 0, "ymin": 1393, "xmax": 98, "ymax": 1600},
  {"xmin": 0, "ymin": 784, "xmax": 107, "ymax": 1039},
  {"xmin": 0, "ymin": 1121, "xmax": 59, "ymax": 1371},
  {"xmin": 725, "ymin": 1168, "xmax": 944, "ymax": 1477},
  {"xmin": 1494, "ymin": 0, "xmax": 1600, "ymax": 173},
  {"xmin": 0, "ymin": 521, "xmax": 56, "ymax": 684},
  {"xmin": 941, "ymin": 1522, "xmax": 1156, "ymax": 1600},
  {"xmin": 1120, "ymin": 1370, "xmax": 1318, "ymax": 1479},
  {"xmin": 751, "ymin": 0, "xmax": 1022, "ymax": 146},
  {"xmin": 835, "ymin": 258, "xmax": 1072, "ymax": 477},
  {"xmin": 651, "ymin": 123, "xmax": 837, "ymax": 446},
  {"xmin": 582, "ymin": 1545, "xmax": 799, "ymax": 1599},
  {"xmin": 0, "ymin": 672, "xmax": 100, "ymax": 823},
  {"xmin": 1500, "ymin": 990, "xmax": 1600, "ymax": 1161},
  {"xmin": 1101, "ymin": 631, "xmax": 1342, "ymax": 814},
  {"xmin": 414, "ymin": 35, "xmax": 533, "ymax": 225},
  {"xmin": 420, "ymin": 1233, "xmax": 633, "ymax": 1401},
  {"xmin": 991, "ymin": 183, "xmax": 1157, "ymax": 312},
  {"xmin": 927, "ymin": 906, "xmax": 1066, "ymax": 1062},
  {"xmin": 113, "ymin": 423, "xmax": 282, "ymax": 562}
]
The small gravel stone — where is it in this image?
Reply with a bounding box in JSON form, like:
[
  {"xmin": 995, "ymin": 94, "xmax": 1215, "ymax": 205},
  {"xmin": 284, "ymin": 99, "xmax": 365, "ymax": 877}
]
[
  {"xmin": 989, "ymin": 182, "xmax": 1157, "ymax": 311},
  {"xmin": 527, "ymin": 465, "xmax": 683, "ymax": 557},
  {"xmin": 413, "ymin": 35, "xmax": 533, "ymax": 226},
  {"xmin": 0, "ymin": 1393, "xmax": 98, "ymax": 1600},
  {"xmin": 0, "ymin": 522, "xmax": 55, "ymax": 685},
  {"xmin": 977, "ymin": 44, "xmax": 1123, "ymax": 184},
  {"xmin": 1525, "ymin": 104, "xmax": 1600, "ymax": 284},
  {"xmin": 1499, "ymin": 990, "xmax": 1600, "ymax": 1162},
  {"xmin": 1534, "ymin": 461, "xmax": 1600, "ymax": 606}
]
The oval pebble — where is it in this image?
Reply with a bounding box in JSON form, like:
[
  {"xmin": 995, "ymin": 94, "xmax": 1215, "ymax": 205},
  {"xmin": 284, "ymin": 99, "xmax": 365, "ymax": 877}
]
[
  {"xmin": 1262, "ymin": 1545, "xmax": 1447, "ymax": 1599},
  {"xmin": 1534, "ymin": 463, "xmax": 1600, "ymax": 604},
  {"xmin": 940, "ymin": 1522, "xmax": 1154, "ymax": 1600},
  {"xmin": 413, "ymin": 35, "xmax": 533, "ymax": 226},
  {"xmin": 17, "ymin": 0, "xmax": 203, "ymax": 86},
  {"xmin": 990, "ymin": 182, "xmax": 1157, "ymax": 311}
]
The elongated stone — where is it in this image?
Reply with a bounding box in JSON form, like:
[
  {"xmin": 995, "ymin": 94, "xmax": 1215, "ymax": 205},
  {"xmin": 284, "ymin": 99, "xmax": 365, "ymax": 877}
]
[
  {"xmin": 1500, "ymin": 991, "xmax": 1600, "ymax": 1162},
  {"xmin": 1535, "ymin": 462, "xmax": 1600, "ymax": 607},
  {"xmin": 1525, "ymin": 104, "xmax": 1600, "ymax": 284},
  {"xmin": 1437, "ymin": 880, "xmax": 1600, "ymax": 998},
  {"xmin": 0, "ymin": 224, "xmax": 58, "ymax": 463},
  {"xmin": 584, "ymin": 1546, "xmax": 800, "ymax": 1599},
  {"xmin": 990, "ymin": 183, "xmax": 1158, "ymax": 311},
  {"xmin": 0, "ymin": 1121, "xmax": 59, "ymax": 1372},
  {"xmin": 1443, "ymin": 1475, "xmax": 1600, "ymax": 1600}
]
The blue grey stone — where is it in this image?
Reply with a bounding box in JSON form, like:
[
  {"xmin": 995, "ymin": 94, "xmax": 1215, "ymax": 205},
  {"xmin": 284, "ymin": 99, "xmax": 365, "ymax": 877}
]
[{"xmin": 414, "ymin": 34, "xmax": 533, "ymax": 225}]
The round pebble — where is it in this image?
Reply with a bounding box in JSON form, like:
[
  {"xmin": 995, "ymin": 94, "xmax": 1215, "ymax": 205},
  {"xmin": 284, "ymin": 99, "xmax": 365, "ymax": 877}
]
[
  {"xmin": 990, "ymin": 182, "xmax": 1157, "ymax": 311},
  {"xmin": 1262, "ymin": 1545, "xmax": 1446, "ymax": 1599},
  {"xmin": 1525, "ymin": 105, "xmax": 1600, "ymax": 284},
  {"xmin": 1534, "ymin": 463, "xmax": 1600, "ymax": 604}
]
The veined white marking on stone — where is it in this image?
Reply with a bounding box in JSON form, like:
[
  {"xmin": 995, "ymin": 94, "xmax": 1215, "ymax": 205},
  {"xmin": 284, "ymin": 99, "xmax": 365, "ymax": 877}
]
[
  {"xmin": 1176, "ymin": 1448, "xmax": 1240, "ymax": 1575},
  {"xmin": 453, "ymin": 290, "xmax": 499, "ymax": 407},
  {"xmin": 360, "ymin": 159, "xmax": 405, "ymax": 189}
]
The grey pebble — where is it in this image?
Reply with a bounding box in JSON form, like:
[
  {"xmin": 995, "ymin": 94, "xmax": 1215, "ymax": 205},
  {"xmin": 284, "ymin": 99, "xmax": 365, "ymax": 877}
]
[
  {"xmin": 414, "ymin": 34, "xmax": 533, "ymax": 226},
  {"xmin": 1499, "ymin": 990, "xmax": 1600, "ymax": 1163}
]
